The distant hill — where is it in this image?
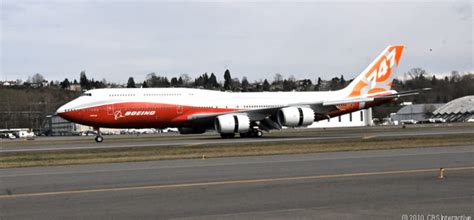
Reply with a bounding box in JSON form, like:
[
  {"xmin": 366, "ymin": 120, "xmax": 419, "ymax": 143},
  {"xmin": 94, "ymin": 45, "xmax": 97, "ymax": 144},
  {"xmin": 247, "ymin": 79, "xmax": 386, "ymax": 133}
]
[{"xmin": 0, "ymin": 87, "xmax": 80, "ymax": 130}]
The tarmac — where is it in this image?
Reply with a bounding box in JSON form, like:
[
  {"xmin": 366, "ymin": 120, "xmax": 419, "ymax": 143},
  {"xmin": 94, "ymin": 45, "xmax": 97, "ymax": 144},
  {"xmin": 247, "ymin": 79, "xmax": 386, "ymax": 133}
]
[
  {"xmin": 1, "ymin": 145, "xmax": 473, "ymax": 219},
  {"xmin": 1, "ymin": 124, "xmax": 474, "ymax": 153}
]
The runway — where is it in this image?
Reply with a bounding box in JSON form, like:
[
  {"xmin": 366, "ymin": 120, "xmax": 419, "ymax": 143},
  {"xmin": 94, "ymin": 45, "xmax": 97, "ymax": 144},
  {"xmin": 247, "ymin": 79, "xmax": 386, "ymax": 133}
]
[
  {"xmin": 2, "ymin": 124, "xmax": 474, "ymax": 152},
  {"xmin": 1, "ymin": 145, "xmax": 473, "ymax": 219}
]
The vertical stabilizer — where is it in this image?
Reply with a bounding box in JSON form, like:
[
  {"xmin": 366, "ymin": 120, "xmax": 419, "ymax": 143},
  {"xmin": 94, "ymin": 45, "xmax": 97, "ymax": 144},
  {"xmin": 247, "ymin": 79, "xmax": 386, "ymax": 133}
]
[{"xmin": 342, "ymin": 45, "xmax": 404, "ymax": 98}]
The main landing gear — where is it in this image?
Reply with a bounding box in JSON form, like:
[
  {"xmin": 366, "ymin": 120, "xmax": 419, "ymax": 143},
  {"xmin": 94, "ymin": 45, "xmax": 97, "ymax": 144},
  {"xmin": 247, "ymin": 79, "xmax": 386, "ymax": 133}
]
[
  {"xmin": 220, "ymin": 133, "xmax": 236, "ymax": 138},
  {"xmin": 220, "ymin": 128, "xmax": 263, "ymax": 139},
  {"xmin": 240, "ymin": 129, "xmax": 263, "ymax": 138},
  {"xmin": 94, "ymin": 127, "xmax": 103, "ymax": 143}
]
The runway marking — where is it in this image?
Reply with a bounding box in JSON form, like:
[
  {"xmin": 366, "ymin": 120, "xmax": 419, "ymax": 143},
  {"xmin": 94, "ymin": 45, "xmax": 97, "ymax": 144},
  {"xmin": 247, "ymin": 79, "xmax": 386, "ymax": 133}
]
[
  {"xmin": 362, "ymin": 135, "xmax": 376, "ymax": 139},
  {"xmin": 1, "ymin": 149, "xmax": 473, "ymax": 178},
  {"xmin": 1, "ymin": 166, "xmax": 472, "ymax": 199},
  {"xmin": 186, "ymin": 142, "xmax": 204, "ymax": 147}
]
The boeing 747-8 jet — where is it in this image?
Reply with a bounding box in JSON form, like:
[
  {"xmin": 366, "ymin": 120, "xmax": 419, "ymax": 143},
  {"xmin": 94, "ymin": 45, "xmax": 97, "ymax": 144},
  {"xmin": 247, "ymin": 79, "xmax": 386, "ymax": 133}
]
[{"xmin": 57, "ymin": 45, "xmax": 424, "ymax": 142}]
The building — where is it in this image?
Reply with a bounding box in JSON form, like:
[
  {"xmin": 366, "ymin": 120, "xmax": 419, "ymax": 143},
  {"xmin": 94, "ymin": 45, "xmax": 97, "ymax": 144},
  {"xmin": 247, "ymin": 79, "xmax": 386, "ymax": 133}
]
[
  {"xmin": 42, "ymin": 115, "xmax": 129, "ymax": 136},
  {"xmin": 0, "ymin": 128, "xmax": 35, "ymax": 138},
  {"xmin": 309, "ymin": 109, "xmax": 373, "ymax": 128},
  {"xmin": 390, "ymin": 103, "xmax": 444, "ymax": 124},
  {"xmin": 42, "ymin": 115, "xmax": 86, "ymax": 136},
  {"xmin": 68, "ymin": 84, "xmax": 82, "ymax": 91},
  {"xmin": 432, "ymin": 96, "xmax": 474, "ymax": 122},
  {"xmin": 1, "ymin": 80, "xmax": 19, "ymax": 86}
]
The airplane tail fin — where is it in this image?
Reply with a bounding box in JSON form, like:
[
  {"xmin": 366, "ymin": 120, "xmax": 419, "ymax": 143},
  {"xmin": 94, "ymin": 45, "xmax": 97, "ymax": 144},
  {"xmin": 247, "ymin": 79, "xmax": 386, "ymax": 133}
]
[{"xmin": 342, "ymin": 45, "xmax": 404, "ymax": 97}]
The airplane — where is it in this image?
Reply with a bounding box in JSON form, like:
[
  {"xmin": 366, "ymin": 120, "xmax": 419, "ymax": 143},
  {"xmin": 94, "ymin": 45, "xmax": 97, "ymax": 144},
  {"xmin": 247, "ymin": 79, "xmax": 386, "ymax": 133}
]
[{"xmin": 57, "ymin": 45, "xmax": 426, "ymax": 143}]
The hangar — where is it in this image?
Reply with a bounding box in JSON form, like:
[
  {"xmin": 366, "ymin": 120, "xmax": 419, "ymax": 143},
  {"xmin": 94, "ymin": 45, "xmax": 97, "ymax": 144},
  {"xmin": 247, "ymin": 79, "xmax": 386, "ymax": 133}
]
[
  {"xmin": 432, "ymin": 96, "xmax": 474, "ymax": 122},
  {"xmin": 390, "ymin": 103, "xmax": 444, "ymax": 124}
]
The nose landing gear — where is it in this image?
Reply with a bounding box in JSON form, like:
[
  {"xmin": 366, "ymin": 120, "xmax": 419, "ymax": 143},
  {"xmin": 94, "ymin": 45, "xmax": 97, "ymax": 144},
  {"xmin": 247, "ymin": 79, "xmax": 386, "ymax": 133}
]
[
  {"xmin": 94, "ymin": 127, "xmax": 103, "ymax": 143},
  {"xmin": 95, "ymin": 135, "xmax": 104, "ymax": 143}
]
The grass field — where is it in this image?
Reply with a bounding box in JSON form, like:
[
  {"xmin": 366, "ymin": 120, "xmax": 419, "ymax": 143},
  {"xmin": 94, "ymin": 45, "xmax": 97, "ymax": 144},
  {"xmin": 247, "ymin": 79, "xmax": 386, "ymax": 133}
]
[{"xmin": 1, "ymin": 130, "xmax": 473, "ymax": 168}]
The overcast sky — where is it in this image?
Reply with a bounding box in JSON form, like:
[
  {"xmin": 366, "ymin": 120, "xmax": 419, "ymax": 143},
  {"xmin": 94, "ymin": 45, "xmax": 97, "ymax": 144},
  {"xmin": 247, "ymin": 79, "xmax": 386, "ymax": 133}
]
[{"xmin": 1, "ymin": 0, "xmax": 472, "ymax": 83}]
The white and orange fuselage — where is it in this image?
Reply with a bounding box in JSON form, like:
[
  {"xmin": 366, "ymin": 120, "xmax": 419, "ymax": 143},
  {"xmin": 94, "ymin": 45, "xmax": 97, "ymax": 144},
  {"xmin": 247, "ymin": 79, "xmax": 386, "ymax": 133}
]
[
  {"xmin": 57, "ymin": 45, "xmax": 409, "ymax": 139},
  {"xmin": 57, "ymin": 87, "xmax": 393, "ymax": 128}
]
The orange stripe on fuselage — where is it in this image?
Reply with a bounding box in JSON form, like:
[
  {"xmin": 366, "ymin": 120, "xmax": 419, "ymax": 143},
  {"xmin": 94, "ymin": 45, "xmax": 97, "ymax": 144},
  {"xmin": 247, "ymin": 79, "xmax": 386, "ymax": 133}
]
[{"xmin": 58, "ymin": 102, "xmax": 239, "ymax": 129}]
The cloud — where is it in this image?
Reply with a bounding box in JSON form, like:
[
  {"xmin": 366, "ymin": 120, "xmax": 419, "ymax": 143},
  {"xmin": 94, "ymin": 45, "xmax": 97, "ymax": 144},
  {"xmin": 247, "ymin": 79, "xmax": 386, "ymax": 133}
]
[
  {"xmin": 452, "ymin": 0, "xmax": 472, "ymax": 21},
  {"xmin": 1, "ymin": 0, "xmax": 472, "ymax": 83}
]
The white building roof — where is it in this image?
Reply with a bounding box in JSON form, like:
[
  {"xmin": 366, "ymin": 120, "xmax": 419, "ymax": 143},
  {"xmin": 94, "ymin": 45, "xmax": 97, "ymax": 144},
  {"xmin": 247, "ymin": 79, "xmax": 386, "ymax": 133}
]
[{"xmin": 433, "ymin": 96, "xmax": 474, "ymax": 115}]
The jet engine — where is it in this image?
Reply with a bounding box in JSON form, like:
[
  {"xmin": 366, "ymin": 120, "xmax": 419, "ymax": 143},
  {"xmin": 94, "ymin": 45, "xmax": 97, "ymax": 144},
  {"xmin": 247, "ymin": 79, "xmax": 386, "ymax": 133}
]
[
  {"xmin": 277, "ymin": 107, "xmax": 315, "ymax": 127},
  {"xmin": 214, "ymin": 114, "xmax": 250, "ymax": 134}
]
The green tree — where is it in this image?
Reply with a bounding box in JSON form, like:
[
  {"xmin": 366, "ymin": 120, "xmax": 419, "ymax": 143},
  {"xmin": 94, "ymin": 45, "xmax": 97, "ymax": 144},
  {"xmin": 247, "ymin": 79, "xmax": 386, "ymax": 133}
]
[
  {"xmin": 194, "ymin": 73, "xmax": 208, "ymax": 88},
  {"xmin": 231, "ymin": 78, "xmax": 241, "ymax": 91},
  {"xmin": 329, "ymin": 76, "xmax": 341, "ymax": 90},
  {"xmin": 208, "ymin": 73, "xmax": 220, "ymax": 89},
  {"xmin": 224, "ymin": 69, "xmax": 232, "ymax": 90},
  {"xmin": 431, "ymin": 75, "xmax": 437, "ymax": 86},
  {"xmin": 283, "ymin": 76, "xmax": 297, "ymax": 91},
  {"xmin": 340, "ymin": 75, "xmax": 346, "ymax": 86},
  {"xmin": 31, "ymin": 73, "xmax": 45, "ymax": 85},
  {"xmin": 60, "ymin": 78, "xmax": 70, "ymax": 89},
  {"xmin": 170, "ymin": 77, "xmax": 178, "ymax": 87},
  {"xmin": 202, "ymin": 73, "xmax": 209, "ymax": 88},
  {"xmin": 127, "ymin": 77, "xmax": 136, "ymax": 88},
  {"xmin": 180, "ymin": 74, "xmax": 192, "ymax": 86},
  {"xmin": 300, "ymin": 79, "xmax": 313, "ymax": 91},
  {"xmin": 314, "ymin": 77, "xmax": 322, "ymax": 91},
  {"xmin": 241, "ymin": 77, "xmax": 249, "ymax": 92},
  {"xmin": 262, "ymin": 79, "xmax": 271, "ymax": 91},
  {"xmin": 79, "ymin": 71, "xmax": 91, "ymax": 90},
  {"xmin": 146, "ymin": 73, "xmax": 170, "ymax": 87},
  {"xmin": 272, "ymin": 73, "xmax": 284, "ymax": 91},
  {"xmin": 92, "ymin": 78, "xmax": 106, "ymax": 88}
]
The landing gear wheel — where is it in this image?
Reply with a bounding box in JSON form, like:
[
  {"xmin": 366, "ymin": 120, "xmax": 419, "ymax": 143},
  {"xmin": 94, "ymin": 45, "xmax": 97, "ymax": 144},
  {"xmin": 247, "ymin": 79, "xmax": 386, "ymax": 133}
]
[
  {"xmin": 249, "ymin": 130, "xmax": 263, "ymax": 138},
  {"xmin": 220, "ymin": 133, "xmax": 235, "ymax": 139},
  {"xmin": 240, "ymin": 129, "xmax": 263, "ymax": 138},
  {"xmin": 239, "ymin": 132, "xmax": 249, "ymax": 138},
  {"xmin": 95, "ymin": 136, "xmax": 104, "ymax": 143}
]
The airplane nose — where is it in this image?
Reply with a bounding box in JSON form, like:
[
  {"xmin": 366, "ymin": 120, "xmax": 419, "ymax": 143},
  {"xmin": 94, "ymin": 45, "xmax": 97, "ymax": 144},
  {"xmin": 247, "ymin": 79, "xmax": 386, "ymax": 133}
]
[
  {"xmin": 56, "ymin": 98, "xmax": 84, "ymax": 122},
  {"xmin": 56, "ymin": 106, "xmax": 69, "ymax": 120},
  {"xmin": 56, "ymin": 105, "xmax": 66, "ymax": 115},
  {"xmin": 56, "ymin": 104, "xmax": 82, "ymax": 122},
  {"xmin": 56, "ymin": 101, "xmax": 77, "ymax": 118}
]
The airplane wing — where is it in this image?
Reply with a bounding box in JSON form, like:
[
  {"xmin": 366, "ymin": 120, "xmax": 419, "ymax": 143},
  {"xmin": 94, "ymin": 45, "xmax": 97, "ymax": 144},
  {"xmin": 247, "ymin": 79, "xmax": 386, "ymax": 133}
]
[
  {"xmin": 187, "ymin": 106, "xmax": 283, "ymax": 121},
  {"xmin": 321, "ymin": 88, "xmax": 431, "ymax": 106},
  {"xmin": 186, "ymin": 88, "xmax": 431, "ymax": 125}
]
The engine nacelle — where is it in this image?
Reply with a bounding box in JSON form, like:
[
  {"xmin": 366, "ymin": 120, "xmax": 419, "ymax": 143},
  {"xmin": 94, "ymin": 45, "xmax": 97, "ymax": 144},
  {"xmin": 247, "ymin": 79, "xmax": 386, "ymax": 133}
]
[
  {"xmin": 277, "ymin": 107, "xmax": 315, "ymax": 127},
  {"xmin": 178, "ymin": 127, "xmax": 206, "ymax": 134},
  {"xmin": 214, "ymin": 114, "xmax": 250, "ymax": 134}
]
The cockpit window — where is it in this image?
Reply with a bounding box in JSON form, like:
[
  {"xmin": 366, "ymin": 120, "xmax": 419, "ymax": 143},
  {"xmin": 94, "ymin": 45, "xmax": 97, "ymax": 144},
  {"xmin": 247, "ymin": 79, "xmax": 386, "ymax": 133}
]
[{"xmin": 81, "ymin": 93, "xmax": 92, "ymax": 96}]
